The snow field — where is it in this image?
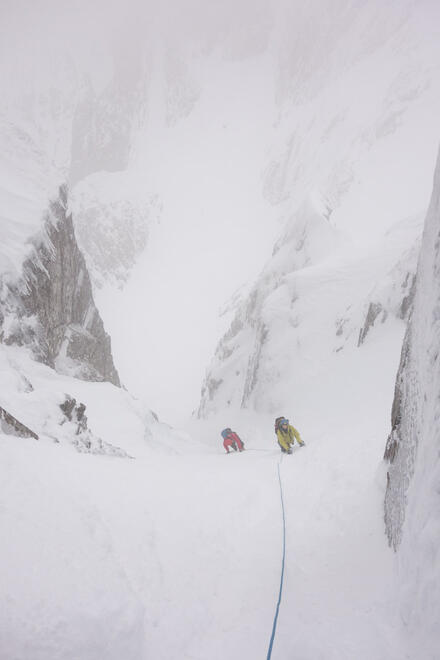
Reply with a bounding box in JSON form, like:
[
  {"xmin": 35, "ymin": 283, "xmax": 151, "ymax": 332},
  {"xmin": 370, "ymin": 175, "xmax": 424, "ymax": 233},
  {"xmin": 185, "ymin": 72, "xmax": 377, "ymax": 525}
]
[
  {"xmin": 0, "ymin": 437, "xmax": 284, "ymax": 659},
  {"xmin": 0, "ymin": 304, "xmax": 414, "ymax": 659},
  {"xmin": 275, "ymin": 436, "xmax": 401, "ymax": 660},
  {"xmin": 188, "ymin": 324, "xmax": 406, "ymax": 658},
  {"xmin": 0, "ymin": 388, "xmax": 403, "ymax": 660}
]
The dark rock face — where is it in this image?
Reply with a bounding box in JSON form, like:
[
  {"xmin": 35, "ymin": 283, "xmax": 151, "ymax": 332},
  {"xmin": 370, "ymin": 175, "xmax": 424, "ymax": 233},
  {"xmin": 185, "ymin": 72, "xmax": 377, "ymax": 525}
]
[
  {"xmin": 60, "ymin": 396, "xmax": 87, "ymax": 433},
  {"xmin": 399, "ymin": 273, "xmax": 416, "ymax": 320},
  {"xmin": 0, "ymin": 185, "xmax": 120, "ymax": 386},
  {"xmin": 358, "ymin": 302, "xmax": 386, "ymax": 346},
  {"xmin": 383, "ymin": 328, "xmax": 414, "ymax": 550},
  {"xmin": 0, "ymin": 406, "xmax": 38, "ymax": 440}
]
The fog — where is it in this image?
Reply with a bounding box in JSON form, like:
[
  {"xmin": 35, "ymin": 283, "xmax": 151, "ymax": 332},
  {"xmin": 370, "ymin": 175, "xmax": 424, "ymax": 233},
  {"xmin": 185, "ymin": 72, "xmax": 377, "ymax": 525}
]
[{"xmin": 1, "ymin": 0, "xmax": 439, "ymax": 423}]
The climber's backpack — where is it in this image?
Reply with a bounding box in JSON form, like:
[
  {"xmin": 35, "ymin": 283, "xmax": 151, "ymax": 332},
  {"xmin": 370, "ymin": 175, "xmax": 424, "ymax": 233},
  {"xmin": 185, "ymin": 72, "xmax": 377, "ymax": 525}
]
[{"xmin": 274, "ymin": 417, "xmax": 285, "ymax": 434}]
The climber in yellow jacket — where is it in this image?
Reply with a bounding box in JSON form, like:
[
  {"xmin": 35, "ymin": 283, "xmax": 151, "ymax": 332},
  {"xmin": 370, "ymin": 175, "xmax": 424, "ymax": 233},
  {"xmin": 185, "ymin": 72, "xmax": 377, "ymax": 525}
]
[{"xmin": 275, "ymin": 417, "xmax": 305, "ymax": 454}]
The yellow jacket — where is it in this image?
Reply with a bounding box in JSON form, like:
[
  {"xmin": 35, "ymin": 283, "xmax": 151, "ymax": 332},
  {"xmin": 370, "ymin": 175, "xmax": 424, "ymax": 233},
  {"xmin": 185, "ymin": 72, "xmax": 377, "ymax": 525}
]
[{"xmin": 276, "ymin": 424, "xmax": 303, "ymax": 450}]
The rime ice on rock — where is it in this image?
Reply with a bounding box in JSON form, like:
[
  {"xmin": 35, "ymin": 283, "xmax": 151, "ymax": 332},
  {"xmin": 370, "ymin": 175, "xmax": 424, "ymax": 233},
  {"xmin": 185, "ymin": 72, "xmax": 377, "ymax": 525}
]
[
  {"xmin": 384, "ymin": 149, "xmax": 440, "ymax": 549},
  {"xmin": 383, "ymin": 148, "xmax": 440, "ymax": 649},
  {"xmin": 0, "ymin": 185, "xmax": 120, "ymax": 386}
]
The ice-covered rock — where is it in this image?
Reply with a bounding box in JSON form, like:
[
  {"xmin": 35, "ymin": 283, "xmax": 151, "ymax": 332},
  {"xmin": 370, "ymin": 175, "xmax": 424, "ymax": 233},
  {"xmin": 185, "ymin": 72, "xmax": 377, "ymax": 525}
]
[
  {"xmin": 0, "ymin": 185, "xmax": 120, "ymax": 386},
  {"xmin": 198, "ymin": 196, "xmax": 343, "ymax": 416},
  {"xmin": 384, "ymin": 154, "xmax": 440, "ymax": 548},
  {"xmin": 198, "ymin": 196, "xmax": 423, "ymax": 419},
  {"xmin": 71, "ymin": 173, "xmax": 162, "ymax": 289},
  {"xmin": 335, "ymin": 228, "xmax": 421, "ymax": 350},
  {"xmin": 383, "ymin": 147, "xmax": 440, "ymax": 650}
]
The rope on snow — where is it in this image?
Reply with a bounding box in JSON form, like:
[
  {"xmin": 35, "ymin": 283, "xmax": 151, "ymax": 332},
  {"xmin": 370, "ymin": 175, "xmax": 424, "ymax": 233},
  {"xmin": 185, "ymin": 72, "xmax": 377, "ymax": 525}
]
[{"xmin": 266, "ymin": 455, "xmax": 287, "ymax": 660}]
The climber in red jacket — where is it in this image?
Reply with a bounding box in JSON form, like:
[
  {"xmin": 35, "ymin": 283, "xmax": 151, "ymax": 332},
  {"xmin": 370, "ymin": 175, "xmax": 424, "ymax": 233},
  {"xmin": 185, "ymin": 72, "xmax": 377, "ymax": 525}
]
[{"xmin": 221, "ymin": 428, "xmax": 244, "ymax": 453}]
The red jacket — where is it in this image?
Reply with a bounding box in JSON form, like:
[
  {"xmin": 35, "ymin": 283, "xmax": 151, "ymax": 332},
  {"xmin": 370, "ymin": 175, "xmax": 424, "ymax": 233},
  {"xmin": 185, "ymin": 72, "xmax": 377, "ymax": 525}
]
[{"xmin": 223, "ymin": 432, "xmax": 243, "ymax": 450}]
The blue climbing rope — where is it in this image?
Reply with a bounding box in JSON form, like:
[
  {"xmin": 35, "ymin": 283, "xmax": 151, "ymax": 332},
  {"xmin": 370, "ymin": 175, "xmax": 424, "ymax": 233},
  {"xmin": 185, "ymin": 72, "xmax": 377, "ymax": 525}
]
[{"xmin": 266, "ymin": 456, "xmax": 286, "ymax": 660}]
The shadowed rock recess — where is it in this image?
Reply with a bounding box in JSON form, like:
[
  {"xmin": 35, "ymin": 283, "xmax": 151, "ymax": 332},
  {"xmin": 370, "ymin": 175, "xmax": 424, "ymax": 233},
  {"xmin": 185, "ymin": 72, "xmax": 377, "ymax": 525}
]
[{"xmin": 0, "ymin": 185, "xmax": 120, "ymax": 386}]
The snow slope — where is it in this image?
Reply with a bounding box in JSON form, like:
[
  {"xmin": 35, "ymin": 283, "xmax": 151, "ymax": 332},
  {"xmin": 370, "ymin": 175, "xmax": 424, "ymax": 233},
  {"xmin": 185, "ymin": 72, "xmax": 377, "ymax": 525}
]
[
  {"xmin": 0, "ymin": 255, "xmax": 412, "ymax": 659},
  {"xmin": 1, "ymin": 373, "xmax": 404, "ymax": 660}
]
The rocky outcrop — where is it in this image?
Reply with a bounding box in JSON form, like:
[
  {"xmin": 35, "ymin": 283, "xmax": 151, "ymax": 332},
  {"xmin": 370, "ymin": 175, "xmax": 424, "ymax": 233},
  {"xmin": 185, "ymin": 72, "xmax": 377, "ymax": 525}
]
[
  {"xmin": 60, "ymin": 396, "xmax": 88, "ymax": 434},
  {"xmin": 332, "ymin": 231, "xmax": 420, "ymax": 353},
  {"xmin": 0, "ymin": 185, "xmax": 120, "ymax": 386},
  {"xmin": 57, "ymin": 396, "xmax": 128, "ymax": 457},
  {"xmin": 357, "ymin": 266, "xmax": 417, "ymax": 347},
  {"xmin": 384, "ymin": 147, "xmax": 440, "ymax": 552},
  {"xmin": 358, "ymin": 302, "xmax": 387, "ymax": 346},
  {"xmin": 383, "ymin": 329, "xmax": 414, "ymax": 550},
  {"xmin": 0, "ymin": 405, "xmax": 38, "ymax": 440}
]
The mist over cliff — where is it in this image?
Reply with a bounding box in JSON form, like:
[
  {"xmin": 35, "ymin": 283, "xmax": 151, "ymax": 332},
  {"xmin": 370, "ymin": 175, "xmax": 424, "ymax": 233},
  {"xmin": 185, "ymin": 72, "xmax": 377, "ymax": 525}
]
[{"xmin": 1, "ymin": 2, "xmax": 440, "ymax": 658}]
